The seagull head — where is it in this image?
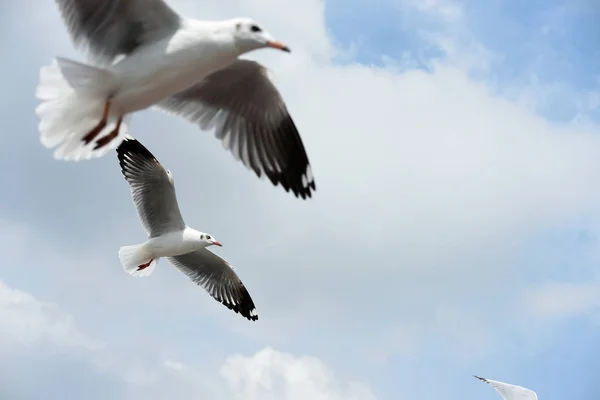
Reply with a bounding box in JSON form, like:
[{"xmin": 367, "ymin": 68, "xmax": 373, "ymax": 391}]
[
  {"xmin": 227, "ymin": 18, "xmax": 291, "ymax": 54},
  {"xmin": 200, "ymin": 233, "xmax": 222, "ymax": 248}
]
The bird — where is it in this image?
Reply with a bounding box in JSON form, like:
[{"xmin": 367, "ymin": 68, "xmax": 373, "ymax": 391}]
[
  {"xmin": 35, "ymin": 0, "xmax": 316, "ymax": 199},
  {"xmin": 116, "ymin": 135, "xmax": 258, "ymax": 321},
  {"xmin": 474, "ymin": 375, "xmax": 538, "ymax": 400}
]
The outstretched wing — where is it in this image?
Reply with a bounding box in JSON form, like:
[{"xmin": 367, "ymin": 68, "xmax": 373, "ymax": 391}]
[
  {"xmin": 116, "ymin": 137, "xmax": 186, "ymax": 237},
  {"xmin": 474, "ymin": 376, "xmax": 538, "ymax": 400},
  {"xmin": 156, "ymin": 59, "xmax": 316, "ymax": 200},
  {"xmin": 55, "ymin": 0, "xmax": 181, "ymax": 64},
  {"xmin": 168, "ymin": 249, "xmax": 258, "ymax": 321}
]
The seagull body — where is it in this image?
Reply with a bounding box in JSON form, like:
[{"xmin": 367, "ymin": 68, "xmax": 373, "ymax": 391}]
[
  {"xmin": 139, "ymin": 229, "xmax": 212, "ymax": 261},
  {"xmin": 93, "ymin": 20, "xmax": 245, "ymax": 115},
  {"xmin": 474, "ymin": 375, "xmax": 538, "ymax": 400},
  {"xmin": 36, "ymin": 0, "xmax": 316, "ymax": 199},
  {"xmin": 116, "ymin": 136, "xmax": 258, "ymax": 321}
]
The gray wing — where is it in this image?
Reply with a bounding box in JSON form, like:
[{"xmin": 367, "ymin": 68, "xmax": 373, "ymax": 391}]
[
  {"xmin": 55, "ymin": 0, "xmax": 182, "ymax": 64},
  {"xmin": 156, "ymin": 59, "xmax": 316, "ymax": 200},
  {"xmin": 168, "ymin": 249, "xmax": 258, "ymax": 321},
  {"xmin": 117, "ymin": 137, "xmax": 186, "ymax": 237},
  {"xmin": 474, "ymin": 376, "xmax": 538, "ymax": 400}
]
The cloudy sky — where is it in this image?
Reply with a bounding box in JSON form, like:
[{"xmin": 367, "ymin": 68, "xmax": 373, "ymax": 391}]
[{"xmin": 1, "ymin": 0, "xmax": 599, "ymax": 398}]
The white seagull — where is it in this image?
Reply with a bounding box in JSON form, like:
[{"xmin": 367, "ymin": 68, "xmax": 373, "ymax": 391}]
[
  {"xmin": 35, "ymin": 0, "xmax": 316, "ymax": 199},
  {"xmin": 116, "ymin": 136, "xmax": 258, "ymax": 321},
  {"xmin": 474, "ymin": 375, "xmax": 538, "ymax": 400}
]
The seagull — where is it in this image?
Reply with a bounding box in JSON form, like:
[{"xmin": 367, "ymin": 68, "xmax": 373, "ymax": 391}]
[
  {"xmin": 474, "ymin": 375, "xmax": 538, "ymax": 400},
  {"xmin": 35, "ymin": 0, "xmax": 316, "ymax": 199},
  {"xmin": 116, "ymin": 136, "xmax": 258, "ymax": 321}
]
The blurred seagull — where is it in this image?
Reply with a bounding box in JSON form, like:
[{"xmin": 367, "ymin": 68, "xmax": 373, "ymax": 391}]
[
  {"xmin": 116, "ymin": 136, "xmax": 258, "ymax": 321},
  {"xmin": 474, "ymin": 375, "xmax": 538, "ymax": 400},
  {"xmin": 35, "ymin": 0, "xmax": 316, "ymax": 199}
]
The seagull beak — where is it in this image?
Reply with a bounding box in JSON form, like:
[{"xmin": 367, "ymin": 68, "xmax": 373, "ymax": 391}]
[
  {"xmin": 267, "ymin": 40, "xmax": 291, "ymax": 53},
  {"xmin": 212, "ymin": 241, "xmax": 222, "ymax": 247}
]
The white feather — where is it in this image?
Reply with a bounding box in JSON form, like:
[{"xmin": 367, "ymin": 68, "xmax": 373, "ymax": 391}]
[
  {"xmin": 35, "ymin": 57, "xmax": 129, "ymax": 161},
  {"xmin": 118, "ymin": 243, "xmax": 158, "ymax": 277}
]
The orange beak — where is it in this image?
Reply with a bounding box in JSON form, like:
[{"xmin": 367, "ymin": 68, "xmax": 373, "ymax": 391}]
[{"xmin": 267, "ymin": 40, "xmax": 291, "ymax": 52}]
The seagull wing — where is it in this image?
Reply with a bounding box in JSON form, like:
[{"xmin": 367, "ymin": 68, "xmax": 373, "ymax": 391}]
[
  {"xmin": 168, "ymin": 249, "xmax": 258, "ymax": 321},
  {"xmin": 55, "ymin": 0, "xmax": 182, "ymax": 64},
  {"xmin": 156, "ymin": 59, "xmax": 316, "ymax": 199},
  {"xmin": 474, "ymin": 376, "xmax": 538, "ymax": 400},
  {"xmin": 116, "ymin": 137, "xmax": 186, "ymax": 237}
]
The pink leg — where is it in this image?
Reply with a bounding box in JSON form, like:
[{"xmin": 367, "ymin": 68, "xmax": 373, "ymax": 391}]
[
  {"xmin": 82, "ymin": 101, "xmax": 110, "ymax": 144},
  {"xmin": 136, "ymin": 259, "xmax": 153, "ymax": 271},
  {"xmin": 94, "ymin": 116, "xmax": 122, "ymax": 150}
]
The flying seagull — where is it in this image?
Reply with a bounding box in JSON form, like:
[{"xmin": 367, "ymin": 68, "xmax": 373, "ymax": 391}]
[
  {"xmin": 474, "ymin": 375, "xmax": 538, "ymax": 400},
  {"xmin": 35, "ymin": 0, "xmax": 316, "ymax": 199},
  {"xmin": 116, "ymin": 136, "xmax": 258, "ymax": 321}
]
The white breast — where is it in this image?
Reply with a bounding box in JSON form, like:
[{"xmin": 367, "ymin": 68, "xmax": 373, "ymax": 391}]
[{"xmin": 146, "ymin": 229, "xmax": 199, "ymax": 258}]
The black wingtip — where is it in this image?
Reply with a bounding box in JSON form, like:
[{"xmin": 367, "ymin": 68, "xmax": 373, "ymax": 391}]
[
  {"xmin": 262, "ymin": 171, "xmax": 316, "ymax": 200},
  {"xmin": 264, "ymin": 164, "xmax": 317, "ymax": 200},
  {"xmin": 292, "ymin": 179, "xmax": 316, "ymax": 200},
  {"xmin": 220, "ymin": 285, "xmax": 259, "ymax": 322},
  {"xmin": 116, "ymin": 137, "xmax": 161, "ymax": 177},
  {"xmin": 116, "ymin": 136, "xmax": 155, "ymax": 161},
  {"xmin": 256, "ymin": 115, "xmax": 317, "ymax": 200},
  {"xmin": 222, "ymin": 300, "xmax": 259, "ymax": 322}
]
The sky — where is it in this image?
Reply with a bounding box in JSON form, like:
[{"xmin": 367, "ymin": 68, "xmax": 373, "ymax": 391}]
[{"xmin": 0, "ymin": 0, "xmax": 599, "ymax": 399}]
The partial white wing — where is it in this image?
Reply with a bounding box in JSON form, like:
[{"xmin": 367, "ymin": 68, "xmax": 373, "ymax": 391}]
[
  {"xmin": 156, "ymin": 59, "xmax": 316, "ymax": 200},
  {"xmin": 117, "ymin": 137, "xmax": 186, "ymax": 237},
  {"xmin": 55, "ymin": 0, "xmax": 182, "ymax": 64},
  {"xmin": 474, "ymin": 376, "xmax": 538, "ymax": 400},
  {"xmin": 168, "ymin": 249, "xmax": 258, "ymax": 321}
]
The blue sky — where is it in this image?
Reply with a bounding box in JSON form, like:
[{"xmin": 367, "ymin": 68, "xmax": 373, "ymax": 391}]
[
  {"xmin": 327, "ymin": 0, "xmax": 600, "ymax": 122},
  {"xmin": 0, "ymin": 0, "xmax": 599, "ymax": 399}
]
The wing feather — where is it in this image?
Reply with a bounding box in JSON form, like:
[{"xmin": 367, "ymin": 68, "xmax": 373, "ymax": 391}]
[
  {"xmin": 168, "ymin": 249, "xmax": 258, "ymax": 321},
  {"xmin": 55, "ymin": 0, "xmax": 181, "ymax": 64},
  {"xmin": 474, "ymin": 376, "xmax": 538, "ymax": 400},
  {"xmin": 116, "ymin": 137, "xmax": 186, "ymax": 237},
  {"xmin": 156, "ymin": 59, "xmax": 315, "ymax": 199}
]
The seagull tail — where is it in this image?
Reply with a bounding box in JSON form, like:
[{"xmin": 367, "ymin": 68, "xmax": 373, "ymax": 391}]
[
  {"xmin": 35, "ymin": 57, "xmax": 129, "ymax": 161},
  {"xmin": 118, "ymin": 243, "xmax": 159, "ymax": 278}
]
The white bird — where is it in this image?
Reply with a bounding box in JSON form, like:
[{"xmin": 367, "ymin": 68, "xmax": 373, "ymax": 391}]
[
  {"xmin": 474, "ymin": 375, "xmax": 538, "ymax": 400},
  {"xmin": 35, "ymin": 0, "xmax": 316, "ymax": 199},
  {"xmin": 116, "ymin": 136, "xmax": 258, "ymax": 321}
]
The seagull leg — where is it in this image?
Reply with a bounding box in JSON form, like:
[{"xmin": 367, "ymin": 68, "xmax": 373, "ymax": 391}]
[
  {"xmin": 82, "ymin": 101, "xmax": 110, "ymax": 144},
  {"xmin": 136, "ymin": 259, "xmax": 153, "ymax": 271},
  {"xmin": 94, "ymin": 116, "xmax": 122, "ymax": 150}
]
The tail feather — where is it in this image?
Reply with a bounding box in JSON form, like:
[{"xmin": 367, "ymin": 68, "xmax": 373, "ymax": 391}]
[
  {"xmin": 118, "ymin": 243, "xmax": 159, "ymax": 277},
  {"xmin": 35, "ymin": 57, "xmax": 129, "ymax": 161},
  {"xmin": 39, "ymin": 104, "xmax": 99, "ymax": 149},
  {"xmin": 36, "ymin": 61, "xmax": 71, "ymax": 101},
  {"xmin": 54, "ymin": 57, "xmax": 112, "ymax": 92}
]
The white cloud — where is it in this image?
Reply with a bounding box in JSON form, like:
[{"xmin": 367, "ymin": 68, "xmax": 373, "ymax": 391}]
[
  {"xmin": 0, "ymin": 279, "xmax": 101, "ymax": 351},
  {"xmin": 0, "ymin": 274, "xmax": 372, "ymax": 400},
  {"xmin": 219, "ymin": 347, "xmax": 376, "ymax": 400},
  {"xmin": 115, "ymin": 347, "xmax": 377, "ymax": 400}
]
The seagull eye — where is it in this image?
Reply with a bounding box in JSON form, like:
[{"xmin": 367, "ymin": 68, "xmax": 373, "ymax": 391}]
[
  {"xmin": 250, "ymin": 25, "xmax": 262, "ymax": 33},
  {"xmin": 207, "ymin": 235, "xmax": 212, "ymax": 240}
]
